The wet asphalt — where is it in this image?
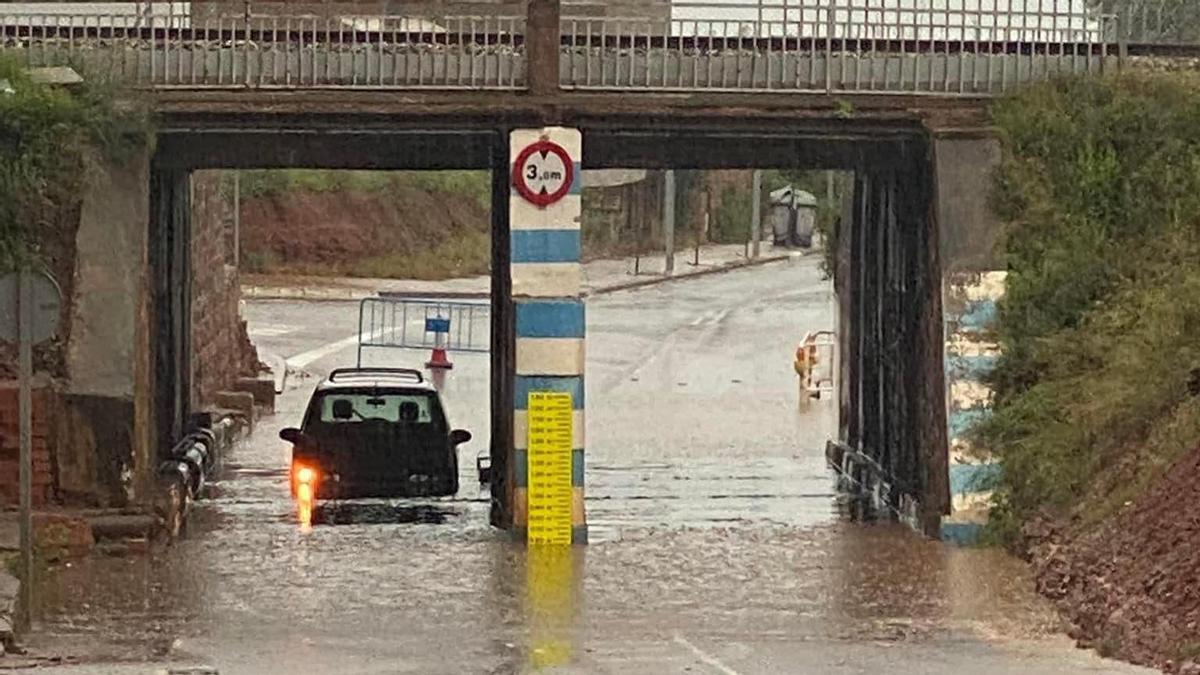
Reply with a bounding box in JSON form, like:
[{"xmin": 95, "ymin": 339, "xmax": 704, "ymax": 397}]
[{"xmin": 21, "ymin": 256, "xmax": 1156, "ymax": 674}]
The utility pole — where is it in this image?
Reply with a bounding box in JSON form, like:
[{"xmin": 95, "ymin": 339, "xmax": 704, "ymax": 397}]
[
  {"xmin": 17, "ymin": 269, "xmax": 33, "ymax": 632},
  {"xmin": 663, "ymin": 170, "xmax": 676, "ymax": 275},
  {"xmin": 751, "ymin": 170, "xmax": 763, "ymax": 259},
  {"xmin": 232, "ymin": 171, "xmax": 241, "ymax": 269}
]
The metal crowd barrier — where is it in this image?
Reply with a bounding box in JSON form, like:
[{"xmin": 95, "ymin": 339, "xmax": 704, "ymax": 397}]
[
  {"xmin": 357, "ymin": 297, "xmax": 489, "ymax": 367},
  {"xmin": 796, "ymin": 329, "xmax": 836, "ymax": 402}
]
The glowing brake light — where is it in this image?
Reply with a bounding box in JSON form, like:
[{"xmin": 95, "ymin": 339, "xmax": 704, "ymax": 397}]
[{"xmin": 296, "ymin": 466, "xmax": 316, "ymax": 484}]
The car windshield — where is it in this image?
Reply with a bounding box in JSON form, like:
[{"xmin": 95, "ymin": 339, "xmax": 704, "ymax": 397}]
[{"xmin": 316, "ymin": 392, "xmax": 440, "ymax": 424}]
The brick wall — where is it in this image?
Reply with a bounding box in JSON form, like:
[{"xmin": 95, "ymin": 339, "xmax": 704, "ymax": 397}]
[
  {"xmin": 0, "ymin": 386, "xmax": 55, "ymax": 506},
  {"xmin": 190, "ymin": 172, "xmax": 260, "ymax": 410}
]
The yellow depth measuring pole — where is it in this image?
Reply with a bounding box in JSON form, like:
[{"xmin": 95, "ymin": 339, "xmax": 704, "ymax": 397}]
[
  {"xmin": 526, "ymin": 391, "xmax": 575, "ymax": 669},
  {"xmin": 527, "ymin": 391, "xmax": 574, "ymax": 545}
]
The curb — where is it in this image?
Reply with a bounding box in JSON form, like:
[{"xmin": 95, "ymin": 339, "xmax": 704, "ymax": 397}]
[
  {"xmin": 242, "ymin": 286, "xmax": 373, "ymax": 302},
  {"xmin": 377, "ymin": 290, "xmax": 489, "ymax": 300},
  {"xmin": 244, "ymin": 252, "xmax": 803, "ymax": 302},
  {"xmin": 585, "ymin": 253, "xmax": 793, "ymax": 297}
]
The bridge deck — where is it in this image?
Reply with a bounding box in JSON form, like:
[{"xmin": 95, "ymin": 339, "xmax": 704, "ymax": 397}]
[{"xmin": 1, "ymin": 20, "xmax": 1117, "ymax": 96}]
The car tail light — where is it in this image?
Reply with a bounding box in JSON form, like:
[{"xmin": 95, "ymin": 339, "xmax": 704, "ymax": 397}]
[
  {"xmin": 291, "ymin": 462, "xmax": 320, "ymax": 497},
  {"xmin": 296, "ymin": 466, "xmax": 317, "ymax": 485}
]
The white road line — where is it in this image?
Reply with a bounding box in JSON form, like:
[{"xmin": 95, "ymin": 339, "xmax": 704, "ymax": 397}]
[
  {"xmin": 249, "ymin": 326, "xmax": 295, "ymax": 337},
  {"xmin": 707, "ymin": 307, "xmax": 732, "ymax": 326},
  {"xmin": 673, "ymin": 634, "xmax": 742, "ymax": 675},
  {"xmin": 690, "ymin": 307, "xmax": 732, "ymax": 328},
  {"xmin": 285, "ymin": 329, "xmax": 382, "ymax": 370}
]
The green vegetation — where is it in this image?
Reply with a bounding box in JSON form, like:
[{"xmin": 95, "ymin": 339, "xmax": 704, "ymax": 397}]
[
  {"xmin": 978, "ymin": 73, "xmax": 1200, "ymax": 543},
  {"xmin": 225, "ymin": 170, "xmax": 490, "ymax": 210},
  {"xmin": 1091, "ymin": 0, "xmax": 1200, "ymax": 41},
  {"xmin": 0, "ymin": 56, "xmax": 151, "ymax": 272},
  {"xmin": 710, "ymin": 185, "xmax": 753, "ymax": 244},
  {"xmin": 1179, "ymin": 642, "xmax": 1200, "ymax": 663},
  {"xmin": 248, "ymin": 230, "xmax": 492, "ymax": 281}
]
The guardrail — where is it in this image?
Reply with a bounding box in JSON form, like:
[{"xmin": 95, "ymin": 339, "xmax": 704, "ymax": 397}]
[
  {"xmin": 1, "ymin": 1, "xmax": 1190, "ymax": 95},
  {"xmin": 560, "ymin": 0, "xmax": 1116, "ymax": 94},
  {"xmin": 357, "ymin": 297, "xmax": 489, "ymax": 367},
  {"xmin": 0, "ymin": 3, "xmax": 527, "ymax": 89}
]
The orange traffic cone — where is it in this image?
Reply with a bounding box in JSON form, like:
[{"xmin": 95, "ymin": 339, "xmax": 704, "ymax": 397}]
[{"xmin": 426, "ymin": 346, "xmax": 453, "ymax": 370}]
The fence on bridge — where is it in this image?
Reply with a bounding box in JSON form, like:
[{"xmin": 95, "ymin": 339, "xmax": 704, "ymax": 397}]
[
  {"xmin": 357, "ymin": 297, "xmax": 490, "ymax": 367},
  {"xmin": 0, "ymin": 1, "xmax": 1192, "ymax": 95}
]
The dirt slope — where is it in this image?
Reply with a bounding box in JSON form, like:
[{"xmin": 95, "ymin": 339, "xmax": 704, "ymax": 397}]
[
  {"xmin": 239, "ymin": 184, "xmax": 490, "ymax": 279},
  {"xmin": 1027, "ymin": 446, "xmax": 1200, "ymax": 672}
]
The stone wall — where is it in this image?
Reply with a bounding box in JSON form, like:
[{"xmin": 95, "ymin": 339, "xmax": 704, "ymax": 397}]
[
  {"xmin": 1, "ymin": 165, "xmax": 259, "ymax": 509},
  {"xmin": 190, "ymin": 171, "xmax": 260, "ymax": 410}
]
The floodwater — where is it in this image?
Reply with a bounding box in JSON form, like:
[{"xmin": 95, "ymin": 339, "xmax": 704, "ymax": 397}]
[{"xmin": 22, "ymin": 258, "xmax": 1153, "ymax": 674}]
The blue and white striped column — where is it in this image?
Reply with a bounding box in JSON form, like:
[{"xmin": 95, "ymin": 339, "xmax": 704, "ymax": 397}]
[
  {"xmin": 941, "ymin": 270, "xmax": 1006, "ymax": 544},
  {"xmin": 510, "ymin": 127, "xmax": 587, "ymax": 544}
]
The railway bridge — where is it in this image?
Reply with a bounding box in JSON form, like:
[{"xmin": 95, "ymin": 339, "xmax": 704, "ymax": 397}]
[{"xmin": 1, "ymin": 0, "xmax": 1184, "ymax": 540}]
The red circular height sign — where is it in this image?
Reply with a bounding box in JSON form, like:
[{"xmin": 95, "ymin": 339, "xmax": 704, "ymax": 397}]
[{"xmin": 512, "ymin": 140, "xmax": 574, "ymax": 208}]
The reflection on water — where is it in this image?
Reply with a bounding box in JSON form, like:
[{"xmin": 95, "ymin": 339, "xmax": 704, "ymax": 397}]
[
  {"xmin": 311, "ymin": 501, "xmax": 460, "ymax": 526},
  {"xmin": 296, "ymin": 483, "xmax": 314, "ymax": 534},
  {"xmin": 525, "ymin": 545, "xmax": 582, "ymax": 670}
]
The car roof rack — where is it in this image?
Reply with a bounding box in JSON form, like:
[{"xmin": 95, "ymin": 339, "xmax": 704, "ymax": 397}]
[{"xmin": 327, "ymin": 367, "xmax": 424, "ymax": 384}]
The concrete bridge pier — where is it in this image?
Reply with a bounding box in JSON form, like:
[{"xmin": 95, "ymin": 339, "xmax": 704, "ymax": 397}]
[
  {"xmin": 835, "ymin": 139, "xmax": 950, "ymax": 536},
  {"xmin": 148, "ymin": 169, "xmax": 194, "ymax": 458},
  {"xmin": 494, "ymin": 127, "xmax": 587, "ymax": 545}
]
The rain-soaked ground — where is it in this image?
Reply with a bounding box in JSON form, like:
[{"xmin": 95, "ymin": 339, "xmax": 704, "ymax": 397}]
[{"xmin": 21, "ymin": 257, "xmax": 1155, "ymax": 673}]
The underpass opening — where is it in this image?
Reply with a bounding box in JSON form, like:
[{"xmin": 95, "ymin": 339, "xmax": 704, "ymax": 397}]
[
  {"xmin": 147, "ymin": 129, "xmax": 508, "ymax": 535},
  {"xmin": 147, "ymin": 120, "xmax": 948, "ymax": 542},
  {"xmin": 578, "ymin": 129, "xmax": 948, "ymax": 538}
]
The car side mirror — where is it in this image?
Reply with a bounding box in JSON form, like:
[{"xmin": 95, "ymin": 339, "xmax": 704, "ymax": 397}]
[
  {"xmin": 280, "ymin": 428, "xmax": 304, "ymax": 445},
  {"xmin": 450, "ymin": 429, "xmax": 472, "ymax": 446}
]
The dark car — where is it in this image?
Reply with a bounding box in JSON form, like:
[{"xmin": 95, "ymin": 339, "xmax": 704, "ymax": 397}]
[{"xmin": 280, "ymin": 368, "xmax": 471, "ymax": 500}]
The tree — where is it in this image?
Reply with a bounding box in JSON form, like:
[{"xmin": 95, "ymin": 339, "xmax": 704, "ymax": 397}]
[{"xmin": 1092, "ymin": 0, "xmax": 1200, "ymax": 42}]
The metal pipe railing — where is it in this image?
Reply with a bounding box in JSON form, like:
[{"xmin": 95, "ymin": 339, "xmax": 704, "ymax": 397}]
[{"xmin": 1, "ymin": 1, "xmax": 1186, "ymax": 94}]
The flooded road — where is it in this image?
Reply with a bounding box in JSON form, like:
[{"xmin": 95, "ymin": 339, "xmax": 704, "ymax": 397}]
[{"xmin": 24, "ymin": 258, "xmax": 1153, "ymax": 674}]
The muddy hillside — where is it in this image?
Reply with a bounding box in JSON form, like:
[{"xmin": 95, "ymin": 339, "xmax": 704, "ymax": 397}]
[{"xmin": 239, "ymin": 177, "xmax": 490, "ymax": 280}]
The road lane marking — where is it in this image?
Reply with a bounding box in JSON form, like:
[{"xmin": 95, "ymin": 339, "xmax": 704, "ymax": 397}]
[
  {"xmin": 248, "ymin": 324, "xmax": 295, "ymax": 337},
  {"xmin": 690, "ymin": 307, "xmax": 732, "ymax": 327},
  {"xmin": 285, "ymin": 328, "xmax": 384, "ymax": 370},
  {"xmin": 673, "ymin": 634, "xmax": 742, "ymax": 675}
]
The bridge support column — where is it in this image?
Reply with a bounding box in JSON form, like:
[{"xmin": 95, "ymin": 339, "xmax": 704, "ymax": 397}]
[
  {"xmin": 837, "ymin": 140, "xmax": 948, "ymax": 537},
  {"xmin": 509, "ymin": 127, "xmax": 586, "ymax": 545}
]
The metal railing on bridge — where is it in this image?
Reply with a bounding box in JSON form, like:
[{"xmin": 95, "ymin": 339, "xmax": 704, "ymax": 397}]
[
  {"xmin": 560, "ymin": 0, "xmax": 1115, "ymax": 94},
  {"xmin": 1105, "ymin": 0, "xmax": 1200, "ymax": 47},
  {"xmin": 357, "ymin": 297, "xmax": 489, "ymax": 367},
  {"xmin": 0, "ymin": 1, "xmax": 528, "ymax": 89},
  {"xmin": 0, "ymin": 1, "xmax": 1190, "ymax": 95}
]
